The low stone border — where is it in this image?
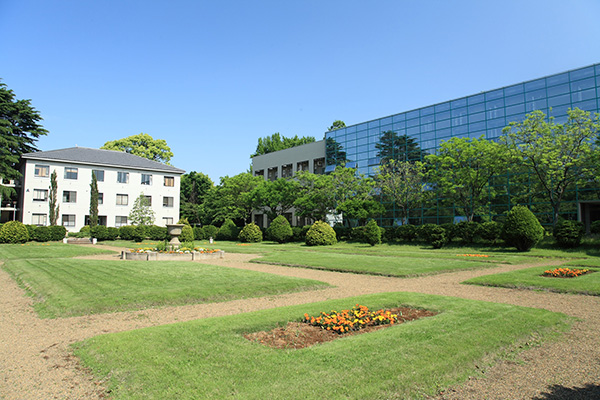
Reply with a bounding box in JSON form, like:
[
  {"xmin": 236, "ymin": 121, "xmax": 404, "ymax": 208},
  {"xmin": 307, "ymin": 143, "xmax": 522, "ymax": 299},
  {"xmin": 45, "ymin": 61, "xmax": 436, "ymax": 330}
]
[
  {"xmin": 121, "ymin": 250, "xmax": 225, "ymax": 261},
  {"xmin": 63, "ymin": 238, "xmax": 97, "ymax": 245}
]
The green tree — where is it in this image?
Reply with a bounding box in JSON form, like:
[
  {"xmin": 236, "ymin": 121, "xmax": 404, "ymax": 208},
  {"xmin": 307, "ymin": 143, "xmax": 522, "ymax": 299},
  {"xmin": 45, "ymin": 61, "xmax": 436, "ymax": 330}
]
[
  {"xmin": 337, "ymin": 199, "xmax": 384, "ymax": 226},
  {"xmin": 129, "ymin": 193, "xmax": 155, "ymax": 226},
  {"xmin": 426, "ymin": 136, "xmax": 509, "ymax": 222},
  {"xmin": 325, "ymin": 137, "xmax": 348, "ymax": 167},
  {"xmin": 101, "ymin": 133, "xmax": 173, "ymax": 164},
  {"xmin": 327, "ymin": 120, "xmax": 346, "ymax": 131},
  {"xmin": 49, "ymin": 170, "xmax": 59, "ymax": 225},
  {"xmin": 376, "ymin": 160, "xmax": 426, "ymax": 224},
  {"xmin": 179, "ymin": 171, "xmax": 213, "ymax": 224},
  {"xmin": 0, "ymin": 81, "xmax": 48, "ymax": 198},
  {"xmin": 251, "ymin": 178, "xmax": 299, "ymax": 221},
  {"xmin": 375, "ymin": 131, "xmax": 427, "ymax": 163},
  {"xmin": 89, "ymin": 172, "xmax": 99, "ymax": 228},
  {"xmin": 204, "ymin": 173, "xmax": 263, "ymax": 225},
  {"xmin": 502, "ymin": 108, "xmax": 600, "ymax": 226},
  {"xmin": 251, "ymin": 133, "xmax": 316, "ymax": 157}
]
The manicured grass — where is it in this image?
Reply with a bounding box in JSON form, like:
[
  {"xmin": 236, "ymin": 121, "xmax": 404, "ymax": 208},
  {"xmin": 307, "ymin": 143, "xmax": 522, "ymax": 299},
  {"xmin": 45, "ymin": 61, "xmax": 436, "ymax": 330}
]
[
  {"xmin": 255, "ymin": 250, "xmax": 494, "ymax": 277},
  {"xmin": 2, "ymin": 259, "xmax": 331, "ymax": 318},
  {"xmin": 74, "ymin": 292, "xmax": 568, "ymax": 400},
  {"xmin": 0, "ymin": 242, "xmax": 116, "ymax": 260},
  {"xmin": 463, "ymin": 266, "xmax": 600, "ymax": 296}
]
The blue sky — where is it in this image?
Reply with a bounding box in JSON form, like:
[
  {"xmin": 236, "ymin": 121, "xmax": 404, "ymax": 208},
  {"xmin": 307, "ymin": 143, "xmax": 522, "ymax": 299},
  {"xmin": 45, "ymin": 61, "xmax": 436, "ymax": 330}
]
[{"xmin": 2, "ymin": 1, "xmax": 599, "ymax": 182}]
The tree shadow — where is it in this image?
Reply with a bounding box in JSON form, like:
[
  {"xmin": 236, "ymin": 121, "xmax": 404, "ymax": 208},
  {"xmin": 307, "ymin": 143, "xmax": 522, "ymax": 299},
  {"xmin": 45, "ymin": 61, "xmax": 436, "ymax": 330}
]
[{"xmin": 532, "ymin": 383, "xmax": 600, "ymax": 400}]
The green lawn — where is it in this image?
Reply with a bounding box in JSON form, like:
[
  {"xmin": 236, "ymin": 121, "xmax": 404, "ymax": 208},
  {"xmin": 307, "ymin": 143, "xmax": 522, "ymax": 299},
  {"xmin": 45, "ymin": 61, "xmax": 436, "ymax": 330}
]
[
  {"xmin": 74, "ymin": 292, "xmax": 568, "ymax": 400},
  {"xmin": 0, "ymin": 242, "xmax": 116, "ymax": 260},
  {"xmin": 2, "ymin": 258, "xmax": 331, "ymax": 318},
  {"xmin": 463, "ymin": 266, "xmax": 600, "ymax": 296}
]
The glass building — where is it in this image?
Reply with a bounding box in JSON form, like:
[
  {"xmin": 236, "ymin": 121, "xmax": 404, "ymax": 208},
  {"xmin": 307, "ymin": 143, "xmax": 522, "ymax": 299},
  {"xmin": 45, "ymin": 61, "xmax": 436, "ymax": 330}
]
[{"xmin": 325, "ymin": 63, "xmax": 600, "ymax": 227}]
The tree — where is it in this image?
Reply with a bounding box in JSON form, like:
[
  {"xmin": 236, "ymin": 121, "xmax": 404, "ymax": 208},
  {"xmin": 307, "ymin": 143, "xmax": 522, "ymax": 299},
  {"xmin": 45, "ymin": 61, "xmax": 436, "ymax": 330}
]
[
  {"xmin": 49, "ymin": 170, "xmax": 59, "ymax": 225},
  {"xmin": 375, "ymin": 131, "xmax": 427, "ymax": 163},
  {"xmin": 325, "ymin": 137, "xmax": 348, "ymax": 167},
  {"xmin": 203, "ymin": 173, "xmax": 263, "ymax": 225},
  {"xmin": 426, "ymin": 136, "xmax": 509, "ymax": 222},
  {"xmin": 129, "ymin": 193, "xmax": 155, "ymax": 226},
  {"xmin": 179, "ymin": 171, "xmax": 213, "ymax": 224},
  {"xmin": 502, "ymin": 108, "xmax": 600, "ymax": 226},
  {"xmin": 376, "ymin": 159, "xmax": 426, "ymax": 224},
  {"xmin": 101, "ymin": 133, "xmax": 173, "ymax": 164},
  {"xmin": 251, "ymin": 133, "xmax": 316, "ymax": 157},
  {"xmin": 89, "ymin": 172, "xmax": 99, "ymax": 228},
  {"xmin": 0, "ymin": 81, "xmax": 48, "ymax": 198},
  {"xmin": 336, "ymin": 198, "xmax": 384, "ymax": 226},
  {"xmin": 327, "ymin": 120, "xmax": 346, "ymax": 131},
  {"xmin": 251, "ymin": 178, "xmax": 299, "ymax": 221}
]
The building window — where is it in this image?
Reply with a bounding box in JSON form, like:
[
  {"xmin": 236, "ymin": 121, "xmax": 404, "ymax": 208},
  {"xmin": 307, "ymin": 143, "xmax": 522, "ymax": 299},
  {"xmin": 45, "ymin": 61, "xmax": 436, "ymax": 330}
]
[
  {"xmin": 34, "ymin": 165, "xmax": 49, "ymax": 177},
  {"xmin": 62, "ymin": 214, "xmax": 76, "ymax": 227},
  {"xmin": 116, "ymin": 194, "xmax": 128, "ymax": 205},
  {"xmin": 33, "ymin": 189, "xmax": 48, "ymax": 201},
  {"xmin": 163, "ymin": 217, "xmax": 173, "ymax": 225},
  {"xmin": 64, "ymin": 167, "xmax": 78, "ymax": 180},
  {"xmin": 297, "ymin": 161, "xmax": 309, "ymax": 172},
  {"xmin": 62, "ymin": 191, "xmax": 77, "ymax": 203},
  {"xmin": 143, "ymin": 195, "xmax": 152, "ymax": 206},
  {"xmin": 267, "ymin": 167, "xmax": 278, "ymax": 181},
  {"xmin": 32, "ymin": 214, "xmax": 47, "ymax": 226},
  {"xmin": 254, "ymin": 169, "xmax": 264, "ymax": 178},
  {"xmin": 163, "ymin": 196, "xmax": 174, "ymax": 207},
  {"xmin": 141, "ymin": 174, "xmax": 152, "ymax": 185},
  {"xmin": 115, "ymin": 216, "xmax": 128, "ymax": 227},
  {"xmin": 313, "ymin": 158, "xmax": 325, "ymax": 174},
  {"xmin": 281, "ymin": 164, "xmax": 293, "ymax": 178},
  {"xmin": 98, "ymin": 193, "xmax": 104, "ymax": 205},
  {"xmin": 117, "ymin": 171, "xmax": 129, "ymax": 184},
  {"xmin": 164, "ymin": 176, "xmax": 174, "ymax": 187},
  {"xmin": 92, "ymin": 170, "xmax": 104, "ymax": 182}
]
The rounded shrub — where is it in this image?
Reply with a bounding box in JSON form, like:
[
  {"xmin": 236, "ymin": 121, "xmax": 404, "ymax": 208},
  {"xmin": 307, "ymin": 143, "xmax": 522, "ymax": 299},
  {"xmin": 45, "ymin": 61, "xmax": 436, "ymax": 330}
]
[
  {"xmin": 25, "ymin": 224, "xmax": 37, "ymax": 239},
  {"xmin": 106, "ymin": 227, "xmax": 120, "ymax": 241},
  {"xmin": 501, "ymin": 205, "xmax": 544, "ymax": 252},
  {"xmin": 119, "ymin": 225, "xmax": 136, "ymax": 241},
  {"xmin": 202, "ymin": 225, "xmax": 219, "ymax": 240},
  {"xmin": 49, "ymin": 225, "xmax": 67, "ymax": 241},
  {"xmin": 479, "ymin": 221, "xmax": 502, "ymax": 244},
  {"xmin": 238, "ymin": 223, "xmax": 263, "ymax": 243},
  {"xmin": 79, "ymin": 225, "xmax": 91, "ymax": 236},
  {"xmin": 333, "ymin": 224, "xmax": 351, "ymax": 241},
  {"xmin": 440, "ymin": 223, "xmax": 458, "ymax": 242},
  {"xmin": 193, "ymin": 226, "xmax": 205, "ymax": 240},
  {"xmin": 590, "ymin": 220, "xmax": 600, "ymax": 235},
  {"xmin": 91, "ymin": 225, "xmax": 107, "ymax": 241},
  {"xmin": 132, "ymin": 225, "xmax": 148, "ymax": 242},
  {"xmin": 305, "ymin": 221, "xmax": 337, "ymax": 246},
  {"xmin": 396, "ymin": 225, "xmax": 417, "ymax": 242},
  {"xmin": 0, "ymin": 221, "xmax": 30, "ymax": 243},
  {"xmin": 553, "ymin": 219, "xmax": 584, "ymax": 248},
  {"xmin": 417, "ymin": 224, "xmax": 439, "ymax": 243},
  {"xmin": 266, "ymin": 215, "xmax": 293, "ymax": 243},
  {"xmin": 291, "ymin": 225, "xmax": 310, "ymax": 242},
  {"xmin": 147, "ymin": 225, "xmax": 168, "ymax": 241},
  {"xmin": 455, "ymin": 221, "xmax": 480, "ymax": 243},
  {"xmin": 428, "ymin": 225, "xmax": 447, "ymax": 249},
  {"xmin": 32, "ymin": 226, "xmax": 53, "ymax": 242},
  {"xmin": 350, "ymin": 226, "xmax": 365, "ymax": 242},
  {"xmin": 179, "ymin": 224, "xmax": 195, "ymax": 242},
  {"xmin": 363, "ymin": 219, "xmax": 381, "ymax": 246},
  {"xmin": 217, "ymin": 219, "xmax": 239, "ymax": 241}
]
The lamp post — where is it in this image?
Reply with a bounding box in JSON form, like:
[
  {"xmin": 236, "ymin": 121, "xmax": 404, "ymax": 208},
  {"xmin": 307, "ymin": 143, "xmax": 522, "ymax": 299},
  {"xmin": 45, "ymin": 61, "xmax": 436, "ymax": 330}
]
[{"xmin": 12, "ymin": 201, "xmax": 17, "ymax": 221}]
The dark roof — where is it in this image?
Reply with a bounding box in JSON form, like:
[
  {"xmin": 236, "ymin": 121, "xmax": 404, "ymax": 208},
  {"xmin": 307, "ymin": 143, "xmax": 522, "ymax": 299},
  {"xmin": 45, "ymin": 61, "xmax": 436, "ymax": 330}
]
[{"xmin": 22, "ymin": 147, "xmax": 185, "ymax": 174}]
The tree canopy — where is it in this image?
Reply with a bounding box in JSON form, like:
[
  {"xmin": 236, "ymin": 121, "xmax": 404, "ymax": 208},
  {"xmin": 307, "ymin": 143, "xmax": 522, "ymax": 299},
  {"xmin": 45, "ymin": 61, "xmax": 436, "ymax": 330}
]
[
  {"xmin": 376, "ymin": 131, "xmax": 427, "ymax": 163},
  {"xmin": 376, "ymin": 159, "xmax": 426, "ymax": 224},
  {"xmin": 129, "ymin": 193, "xmax": 155, "ymax": 226},
  {"xmin": 327, "ymin": 120, "xmax": 346, "ymax": 131},
  {"xmin": 251, "ymin": 133, "xmax": 316, "ymax": 157},
  {"xmin": 0, "ymin": 81, "xmax": 48, "ymax": 197},
  {"xmin": 101, "ymin": 133, "xmax": 173, "ymax": 164},
  {"xmin": 179, "ymin": 171, "xmax": 214, "ymax": 224}
]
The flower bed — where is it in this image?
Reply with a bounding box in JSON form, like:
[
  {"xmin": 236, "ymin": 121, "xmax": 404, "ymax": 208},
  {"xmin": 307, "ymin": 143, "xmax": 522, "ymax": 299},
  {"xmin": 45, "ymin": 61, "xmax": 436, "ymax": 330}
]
[
  {"xmin": 122, "ymin": 246, "xmax": 224, "ymax": 261},
  {"xmin": 303, "ymin": 304, "xmax": 399, "ymax": 334},
  {"xmin": 542, "ymin": 267, "xmax": 590, "ymax": 278},
  {"xmin": 456, "ymin": 254, "xmax": 489, "ymax": 258}
]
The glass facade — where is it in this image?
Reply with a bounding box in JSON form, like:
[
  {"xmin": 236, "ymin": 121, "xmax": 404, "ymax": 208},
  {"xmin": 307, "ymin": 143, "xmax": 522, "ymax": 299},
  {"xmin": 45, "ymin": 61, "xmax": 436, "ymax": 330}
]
[{"xmin": 325, "ymin": 64, "xmax": 600, "ymax": 226}]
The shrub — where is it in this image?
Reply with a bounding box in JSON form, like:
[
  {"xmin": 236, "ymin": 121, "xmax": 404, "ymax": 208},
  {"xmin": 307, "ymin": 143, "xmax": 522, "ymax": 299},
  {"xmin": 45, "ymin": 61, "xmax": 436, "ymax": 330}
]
[
  {"xmin": 266, "ymin": 215, "xmax": 293, "ymax": 243},
  {"xmin": 217, "ymin": 219, "xmax": 239, "ymax": 241},
  {"xmin": 238, "ymin": 223, "xmax": 263, "ymax": 243},
  {"xmin": 396, "ymin": 225, "xmax": 418, "ymax": 242},
  {"xmin": 383, "ymin": 226, "xmax": 396, "ymax": 242},
  {"xmin": 32, "ymin": 226, "xmax": 53, "ymax": 242},
  {"xmin": 479, "ymin": 221, "xmax": 502, "ymax": 244},
  {"xmin": 91, "ymin": 225, "xmax": 107, "ymax": 241},
  {"xmin": 455, "ymin": 221, "xmax": 480, "ymax": 243},
  {"xmin": 333, "ymin": 224, "xmax": 351, "ymax": 241},
  {"xmin": 79, "ymin": 225, "xmax": 91, "ymax": 236},
  {"xmin": 417, "ymin": 224, "xmax": 439, "ymax": 242},
  {"xmin": 106, "ymin": 227, "xmax": 120, "ymax": 241},
  {"xmin": 553, "ymin": 219, "xmax": 584, "ymax": 248},
  {"xmin": 0, "ymin": 221, "xmax": 30, "ymax": 244},
  {"xmin": 25, "ymin": 224, "xmax": 37, "ymax": 239},
  {"xmin": 291, "ymin": 225, "xmax": 310, "ymax": 242},
  {"xmin": 132, "ymin": 225, "xmax": 148, "ymax": 242},
  {"xmin": 440, "ymin": 223, "xmax": 457, "ymax": 242},
  {"xmin": 49, "ymin": 225, "xmax": 67, "ymax": 241},
  {"xmin": 501, "ymin": 205, "xmax": 544, "ymax": 252},
  {"xmin": 428, "ymin": 225, "xmax": 447, "ymax": 249},
  {"xmin": 363, "ymin": 219, "xmax": 381, "ymax": 246},
  {"xmin": 179, "ymin": 224, "xmax": 195, "ymax": 242},
  {"xmin": 590, "ymin": 220, "xmax": 600, "ymax": 235},
  {"xmin": 202, "ymin": 225, "xmax": 219, "ymax": 240},
  {"xmin": 305, "ymin": 221, "xmax": 337, "ymax": 246},
  {"xmin": 147, "ymin": 225, "xmax": 168, "ymax": 241},
  {"xmin": 193, "ymin": 226, "xmax": 205, "ymax": 240},
  {"xmin": 351, "ymin": 226, "xmax": 365, "ymax": 242},
  {"xmin": 119, "ymin": 225, "xmax": 136, "ymax": 241}
]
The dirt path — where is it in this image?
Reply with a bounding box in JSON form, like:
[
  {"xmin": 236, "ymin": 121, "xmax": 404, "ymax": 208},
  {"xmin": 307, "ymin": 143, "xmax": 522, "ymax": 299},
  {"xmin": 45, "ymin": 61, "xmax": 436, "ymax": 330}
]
[{"xmin": 1, "ymin": 246, "xmax": 599, "ymax": 399}]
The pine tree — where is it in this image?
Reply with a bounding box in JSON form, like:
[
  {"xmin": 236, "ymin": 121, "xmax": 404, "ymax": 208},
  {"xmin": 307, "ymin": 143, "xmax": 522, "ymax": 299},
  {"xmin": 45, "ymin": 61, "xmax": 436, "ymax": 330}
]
[
  {"xmin": 89, "ymin": 172, "xmax": 99, "ymax": 227},
  {"xmin": 129, "ymin": 193, "xmax": 155, "ymax": 226},
  {"xmin": 49, "ymin": 170, "xmax": 59, "ymax": 225}
]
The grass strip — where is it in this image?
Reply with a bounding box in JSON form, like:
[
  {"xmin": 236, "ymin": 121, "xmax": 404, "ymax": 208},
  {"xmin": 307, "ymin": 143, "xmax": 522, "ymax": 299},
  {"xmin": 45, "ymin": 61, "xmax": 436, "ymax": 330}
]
[
  {"xmin": 2, "ymin": 259, "xmax": 331, "ymax": 318},
  {"xmin": 0, "ymin": 242, "xmax": 115, "ymax": 260},
  {"xmin": 74, "ymin": 292, "xmax": 569, "ymax": 400},
  {"xmin": 463, "ymin": 266, "xmax": 600, "ymax": 296}
]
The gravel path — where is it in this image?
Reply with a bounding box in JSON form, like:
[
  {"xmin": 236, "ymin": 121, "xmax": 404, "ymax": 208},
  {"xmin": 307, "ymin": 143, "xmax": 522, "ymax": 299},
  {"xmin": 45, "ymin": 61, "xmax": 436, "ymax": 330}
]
[{"xmin": 1, "ymin": 246, "xmax": 599, "ymax": 399}]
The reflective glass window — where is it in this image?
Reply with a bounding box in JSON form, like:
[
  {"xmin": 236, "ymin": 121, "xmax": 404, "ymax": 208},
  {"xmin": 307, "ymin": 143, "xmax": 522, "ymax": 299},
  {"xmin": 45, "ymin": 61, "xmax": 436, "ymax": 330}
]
[
  {"xmin": 368, "ymin": 128, "xmax": 380, "ymax": 136},
  {"xmin": 437, "ymin": 128, "xmax": 451, "ymax": 137},
  {"xmin": 368, "ymin": 120, "xmax": 379, "ymax": 129},
  {"xmin": 526, "ymin": 99, "xmax": 547, "ymax": 112},
  {"xmin": 393, "ymin": 122, "xmax": 405, "ymax": 130},
  {"xmin": 546, "ymin": 72, "xmax": 569, "ymax": 87},
  {"xmin": 64, "ymin": 167, "xmax": 78, "ymax": 180},
  {"xmin": 392, "ymin": 113, "xmax": 405, "ymax": 122},
  {"xmin": 469, "ymin": 121, "xmax": 486, "ymax": 132},
  {"xmin": 570, "ymin": 77, "xmax": 595, "ymax": 91},
  {"xmin": 435, "ymin": 111, "xmax": 450, "ymax": 121},
  {"xmin": 468, "ymin": 94, "xmax": 484, "ymax": 105},
  {"xmin": 407, "ymin": 118, "xmax": 419, "ymax": 128},
  {"xmin": 325, "ymin": 131, "xmax": 335, "ymax": 140},
  {"xmin": 569, "ymin": 66, "xmax": 594, "ymax": 81},
  {"xmin": 407, "ymin": 110, "xmax": 419, "ymax": 119},
  {"xmin": 92, "ymin": 170, "xmax": 104, "ymax": 182},
  {"xmin": 381, "ymin": 117, "xmax": 392, "ymax": 125},
  {"xmin": 434, "ymin": 102, "xmax": 450, "ymax": 112},
  {"xmin": 357, "ymin": 137, "xmax": 368, "ymax": 147},
  {"xmin": 451, "ymin": 98, "xmax": 467, "ymax": 108},
  {"xmin": 524, "ymin": 79, "xmax": 545, "ymax": 92},
  {"xmin": 549, "ymin": 104, "xmax": 570, "ymax": 117},
  {"xmin": 420, "ymin": 106, "xmax": 434, "ymax": 116},
  {"xmin": 525, "ymin": 88, "xmax": 546, "ymax": 101},
  {"xmin": 486, "ymin": 98, "xmax": 504, "ymax": 110},
  {"xmin": 346, "ymin": 133, "xmax": 356, "ymax": 141},
  {"xmin": 572, "ymin": 99, "xmax": 598, "ymax": 112},
  {"xmin": 504, "ymin": 84, "xmax": 524, "ymax": 96},
  {"xmin": 421, "ymin": 122, "xmax": 434, "ymax": 132},
  {"xmin": 421, "ymin": 131, "xmax": 435, "ymax": 141},
  {"xmin": 346, "ymin": 125, "xmax": 357, "ymax": 133},
  {"xmin": 468, "ymin": 102, "xmax": 485, "ymax": 114},
  {"xmin": 420, "ymin": 114, "xmax": 434, "ymax": 125},
  {"xmin": 487, "ymin": 108, "xmax": 504, "ymax": 119},
  {"xmin": 547, "ymin": 84, "xmax": 570, "ymax": 97},
  {"xmin": 487, "ymin": 127, "xmax": 504, "ymax": 139},
  {"xmin": 487, "ymin": 118, "xmax": 506, "ymax": 129},
  {"xmin": 469, "ymin": 112, "xmax": 485, "ymax": 123},
  {"xmin": 452, "ymin": 125, "xmax": 468, "ymax": 136},
  {"xmin": 407, "ymin": 126, "xmax": 419, "ymax": 136},
  {"xmin": 506, "ymin": 103, "xmax": 525, "ymax": 115},
  {"xmin": 451, "ymin": 107, "xmax": 467, "ymax": 118},
  {"xmin": 596, "ymin": 65, "xmax": 600, "ymax": 75},
  {"xmin": 485, "ymin": 89, "xmax": 503, "ymax": 101},
  {"xmin": 436, "ymin": 119, "xmax": 451, "ymax": 129},
  {"xmin": 548, "ymin": 94, "xmax": 570, "ymax": 107}
]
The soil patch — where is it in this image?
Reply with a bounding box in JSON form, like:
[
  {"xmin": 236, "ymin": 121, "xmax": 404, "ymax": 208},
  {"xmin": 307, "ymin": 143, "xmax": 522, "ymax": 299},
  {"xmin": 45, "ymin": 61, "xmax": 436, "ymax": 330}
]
[{"xmin": 244, "ymin": 307, "xmax": 437, "ymax": 349}]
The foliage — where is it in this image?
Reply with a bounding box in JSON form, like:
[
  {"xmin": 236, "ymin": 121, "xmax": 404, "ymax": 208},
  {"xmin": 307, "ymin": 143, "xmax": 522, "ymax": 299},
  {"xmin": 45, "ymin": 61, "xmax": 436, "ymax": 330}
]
[
  {"xmin": 363, "ymin": 219, "xmax": 381, "ymax": 246},
  {"xmin": 216, "ymin": 219, "xmax": 238, "ymax": 241},
  {"xmin": 454, "ymin": 221, "xmax": 480, "ymax": 243},
  {"xmin": 131, "ymin": 225, "xmax": 147, "ymax": 242},
  {"xmin": 91, "ymin": 226, "xmax": 119, "ymax": 241},
  {"xmin": 553, "ymin": 220, "xmax": 584, "ymax": 248},
  {"xmin": 101, "ymin": 133, "xmax": 173, "ymax": 164},
  {"xmin": 119, "ymin": 226, "xmax": 136, "ymax": 241},
  {"xmin": 193, "ymin": 226, "xmax": 205, "ymax": 240},
  {"xmin": 327, "ymin": 120, "xmax": 346, "ymax": 131},
  {"xmin": 426, "ymin": 136, "xmax": 509, "ymax": 222},
  {"xmin": 89, "ymin": 172, "xmax": 99, "ymax": 228},
  {"xmin": 79, "ymin": 225, "xmax": 91, "ymax": 235},
  {"xmin": 591, "ymin": 220, "xmax": 600, "ymax": 235},
  {"xmin": 417, "ymin": 224, "xmax": 438, "ymax": 242},
  {"xmin": 251, "ymin": 178, "xmax": 299, "ymax": 221},
  {"xmin": 32, "ymin": 226, "xmax": 53, "ymax": 242},
  {"xmin": 48, "ymin": 225, "xmax": 67, "ymax": 241},
  {"xmin": 0, "ymin": 81, "xmax": 48, "ymax": 199},
  {"xmin": 251, "ymin": 133, "xmax": 316, "ymax": 157},
  {"xmin": 0, "ymin": 221, "xmax": 29, "ymax": 243},
  {"xmin": 502, "ymin": 108, "xmax": 600, "ymax": 226},
  {"xmin": 147, "ymin": 225, "xmax": 168, "ymax": 241},
  {"xmin": 266, "ymin": 215, "xmax": 293, "ymax": 244},
  {"xmin": 376, "ymin": 160, "xmax": 425, "ymax": 223},
  {"xmin": 325, "ymin": 137, "xmax": 347, "ymax": 167},
  {"xmin": 180, "ymin": 171, "xmax": 213, "ymax": 224},
  {"xmin": 204, "ymin": 173, "xmax": 263, "ymax": 225},
  {"xmin": 49, "ymin": 170, "xmax": 59, "ymax": 225},
  {"xmin": 238, "ymin": 223, "xmax": 263, "ymax": 243},
  {"xmin": 478, "ymin": 221, "xmax": 502, "ymax": 244},
  {"xmin": 543, "ymin": 267, "xmax": 589, "ymax": 278},
  {"xmin": 440, "ymin": 223, "xmax": 458, "ymax": 242},
  {"xmin": 501, "ymin": 205, "xmax": 544, "ymax": 252},
  {"xmin": 291, "ymin": 226, "xmax": 310, "ymax": 242},
  {"xmin": 25, "ymin": 224, "xmax": 37, "ymax": 238},
  {"xmin": 375, "ymin": 131, "xmax": 427, "ymax": 163},
  {"xmin": 428, "ymin": 225, "xmax": 447, "ymax": 249},
  {"xmin": 336, "ymin": 198, "xmax": 384, "ymax": 226},
  {"xmin": 305, "ymin": 221, "xmax": 337, "ymax": 246},
  {"xmin": 129, "ymin": 194, "xmax": 155, "ymax": 226},
  {"xmin": 179, "ymin": 224, "xmax": 195, "ymax": 243},
  {"xmin": 396, "ymin": 225, "xmax": 418, "ymax": 242},
  {"xmin": 202, "ymin": 225, "xmax": 218, "ymax": 239},
  {"xmin": 333, "ymin": 224, "xmax": 351, "ymax": 241},
  {"xmin": 303, "ymin": 304, "xmax": 398, "ymax": 334}
]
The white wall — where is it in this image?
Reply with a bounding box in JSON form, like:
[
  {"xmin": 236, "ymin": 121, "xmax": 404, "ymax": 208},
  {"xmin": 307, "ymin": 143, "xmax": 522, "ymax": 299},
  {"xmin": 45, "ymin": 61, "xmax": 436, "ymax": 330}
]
[{"xmin": 21, "ymin": 160, "xmax": 181, "ymax": 232}]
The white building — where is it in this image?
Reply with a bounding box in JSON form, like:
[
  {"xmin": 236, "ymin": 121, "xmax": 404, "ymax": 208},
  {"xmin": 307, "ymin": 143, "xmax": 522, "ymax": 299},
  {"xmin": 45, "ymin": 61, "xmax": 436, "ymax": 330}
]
[{"xmin": 20, "ymin": 147, "xmax": 184, "ymax": 232}]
